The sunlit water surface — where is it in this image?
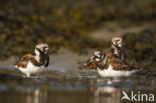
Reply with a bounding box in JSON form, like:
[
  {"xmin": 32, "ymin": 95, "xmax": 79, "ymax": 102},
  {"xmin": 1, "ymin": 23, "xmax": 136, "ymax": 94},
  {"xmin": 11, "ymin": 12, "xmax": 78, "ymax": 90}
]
[{"xmin": 0, "ymin": 68, "xmax": 156, "ymax": 103}]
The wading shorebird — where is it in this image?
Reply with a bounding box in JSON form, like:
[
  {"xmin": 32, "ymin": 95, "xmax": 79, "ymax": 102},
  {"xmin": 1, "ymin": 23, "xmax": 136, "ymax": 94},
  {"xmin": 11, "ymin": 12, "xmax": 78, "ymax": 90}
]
[
  {"xmin": 94, "ymin": 51, "xmax": 141, "ymax": 77},
  {"xmin": 80, "ymin": 36, "xmax": 125, "ymax": 70},
  {"xmin": 15, "ymin": 43, "xmax": 50, "ymax": 77},
  {"xmin": 79, "ymin": 36, "xmax": 142, "ymax": 77}
]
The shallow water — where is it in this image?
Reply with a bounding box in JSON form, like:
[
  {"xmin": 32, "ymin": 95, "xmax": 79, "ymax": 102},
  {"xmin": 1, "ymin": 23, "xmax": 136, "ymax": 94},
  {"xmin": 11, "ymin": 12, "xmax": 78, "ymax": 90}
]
[
  {"xmin": 0, "ymin": 50, "xmax": 156, "ymax": 103},
  {"xmin": 0, "ymin": 68, "xmax": 156, "ymax": 103}
]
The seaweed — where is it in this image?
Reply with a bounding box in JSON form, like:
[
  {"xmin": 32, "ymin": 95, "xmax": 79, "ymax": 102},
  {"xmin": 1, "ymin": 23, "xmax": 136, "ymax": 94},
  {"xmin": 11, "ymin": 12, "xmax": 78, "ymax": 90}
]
[{"xmin": 0, "ymin": 0, "xmax": 155, "ymax": 60}]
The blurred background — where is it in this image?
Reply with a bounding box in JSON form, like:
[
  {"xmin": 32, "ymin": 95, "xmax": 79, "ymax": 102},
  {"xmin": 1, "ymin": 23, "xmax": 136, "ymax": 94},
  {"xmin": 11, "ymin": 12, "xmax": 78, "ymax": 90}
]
[
  {"xmin": 0, "ymin": 0, "xmax": 156, "ymax": 103},
  {"xmin": 0, "ymin": 0, "xmax": 155, "ymax": 69}
]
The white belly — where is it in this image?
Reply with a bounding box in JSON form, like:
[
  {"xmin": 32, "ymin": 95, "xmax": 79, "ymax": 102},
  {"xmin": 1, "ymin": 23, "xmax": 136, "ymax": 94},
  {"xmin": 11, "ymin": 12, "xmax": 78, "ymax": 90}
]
[
  {"xmin": 97, "ymin": 65, "xmax": 137, "ymax": 77},
  {"xmin": 18, "ymin": 61, "xmax": 44, "ymax": 77}
]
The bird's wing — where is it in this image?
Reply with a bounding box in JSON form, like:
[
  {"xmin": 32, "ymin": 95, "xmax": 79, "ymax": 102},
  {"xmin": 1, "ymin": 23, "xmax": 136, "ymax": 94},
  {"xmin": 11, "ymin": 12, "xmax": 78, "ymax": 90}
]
[
  {"xmin": 15, "ymin": 53, "xmax": 34, "ymax": 68},
  {"xmin": 110, "ymin": 57, "xmax": 140, "ymax": 71}
]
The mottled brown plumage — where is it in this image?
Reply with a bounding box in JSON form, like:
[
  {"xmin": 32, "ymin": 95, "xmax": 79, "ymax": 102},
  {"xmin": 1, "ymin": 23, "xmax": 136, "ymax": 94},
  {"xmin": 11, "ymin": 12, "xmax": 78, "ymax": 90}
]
[
  {"xmin": 79, "ymin": 36, "xmax": 141, "ymax": 72},
  {"xmin": 97, "ymin": 55, "xmax": 140, "ymax": 71},
  {"xmin": 14, "ymin": 43, "xmax": 50, "ymax": 77},
  {"xmin": 15, "ymin": 53, "xmax": 33, "ymax": 68},
  {"xmin": 79, "ymin": 50, "xmax": 105, "ymax": 69},
  {"xmin": 79, "ymin": 48, "xmax": 114, "ymax": 70}
]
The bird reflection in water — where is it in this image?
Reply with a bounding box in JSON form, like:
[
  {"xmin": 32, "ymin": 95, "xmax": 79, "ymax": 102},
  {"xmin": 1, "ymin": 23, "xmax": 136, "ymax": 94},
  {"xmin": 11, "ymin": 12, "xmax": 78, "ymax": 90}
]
[
  {"xmin": 25, "ymin": 89, "xmax": 47, "ymax": 103},
  {"xmin": 90, "ymin": 78, "xmax": 121, "ymax": 103}
]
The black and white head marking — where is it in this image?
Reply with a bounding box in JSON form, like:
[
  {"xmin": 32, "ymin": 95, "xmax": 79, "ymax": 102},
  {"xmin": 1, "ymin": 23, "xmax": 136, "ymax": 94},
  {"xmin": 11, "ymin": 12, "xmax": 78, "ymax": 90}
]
[
  {"xmin": 35, "ymin": 43, "xmax": 49, "ymax": 55},
  {"xmin": 112, "ymin": 37, "xmax": 123, "ymax": 48},
  {"xmin": 31, "ymin": 43, "xmax": 50, "ymax": 67},
  {"xmin": 91, "ymin": 50, "xmax": 106, "ymax": 62}
]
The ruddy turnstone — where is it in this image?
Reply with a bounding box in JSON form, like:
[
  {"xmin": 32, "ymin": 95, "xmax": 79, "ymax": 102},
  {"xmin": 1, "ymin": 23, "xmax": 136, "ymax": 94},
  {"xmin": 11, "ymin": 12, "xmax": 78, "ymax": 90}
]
[
  {"xmin": 79, "ymin": 50, "xmax": 105, "ymax": 69},
  {"xmin": 15, "ymin": 43, "xmax": 50, "ymax": 77},
  {"xmin": 111, "ymin": 36, "xmax": 125, "ymax": 60},
  {"xmin": 79, "ymin": 36, "xmax": 142, "ymax": 77},
  {"xmin": 79, "ymin": 36, "xmax": 125, "ymax": 69},
  {"xmin": 95, "ymin": 54, "xmax": 141, "ymax": 77}
]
